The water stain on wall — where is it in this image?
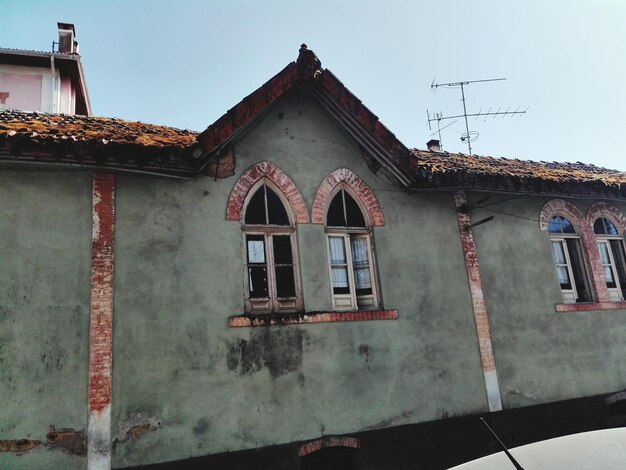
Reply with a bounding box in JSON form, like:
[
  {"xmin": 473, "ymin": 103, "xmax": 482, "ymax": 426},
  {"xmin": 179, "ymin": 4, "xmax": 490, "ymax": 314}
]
[{"xmin": 227, "ymin": 328, "xmax": 307, "ymax": 378}]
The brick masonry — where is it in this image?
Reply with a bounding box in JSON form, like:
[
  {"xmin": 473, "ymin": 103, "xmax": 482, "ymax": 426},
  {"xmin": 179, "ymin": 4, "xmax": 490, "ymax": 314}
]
[
  {"xmin": 298, "ymin": 436, "xmax": 361, "ymax": 457},
  {"xmin": 88, "ymin": 172, "xmax": 115, "ymax": 470},
  {"xmin": 225, "ymin": 161, "xmax": 310, "ymax": 223},
  {"xmin": 539, "ymin": 199, "xmax": 619, "ymax": 303},
  {"xmin": 311, "ymin": 168, "xmax": 385, "ymax": 226},
  {"xmin": 454, "ymin": 191, "xmax": 502, "ymax": 412},
  {"xmin": 229, "ymin": 309, "xmax": 398, "ymax": 327}
]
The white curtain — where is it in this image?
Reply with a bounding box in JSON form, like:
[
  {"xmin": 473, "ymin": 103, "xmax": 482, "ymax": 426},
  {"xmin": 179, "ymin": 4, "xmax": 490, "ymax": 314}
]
[{"xmin": 329, "ymin": 237, "xmax": 348, "ymax": 288}]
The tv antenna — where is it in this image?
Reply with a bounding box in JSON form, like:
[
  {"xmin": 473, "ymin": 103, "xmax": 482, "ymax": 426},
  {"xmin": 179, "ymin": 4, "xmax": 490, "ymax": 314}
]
[{"xmin": 427, "ymin": 78, "xmax": 528, "ymax": 154}]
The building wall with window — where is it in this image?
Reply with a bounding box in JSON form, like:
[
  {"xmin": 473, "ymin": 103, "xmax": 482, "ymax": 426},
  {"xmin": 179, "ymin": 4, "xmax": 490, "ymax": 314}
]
[
  {"xmin": 108, "ymin": 89, "xmax": 489, "ymax": 467},
  {"xmin": 467, "ymin": 193, "xmax": 626, "ymax": 410}
]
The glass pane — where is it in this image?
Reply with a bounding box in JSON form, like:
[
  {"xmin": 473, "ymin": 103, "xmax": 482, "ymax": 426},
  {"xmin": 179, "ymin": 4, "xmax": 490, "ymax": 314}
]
[
  {"xmin": 244, "ymin": 186, "xmax": 267, "ymax": 225},
  {"xmin": 247, "ymin": 235, "xmax": 265, "ymax": 263},
  {"xmin": 595, "ymin": 217, "xmax": 619, "ymax": 236},
  {"xmin": 345, "ymin": 191, "xmax": 366, "ymax": 227},
  {"xmin": 266, "ymin": 186, "xmax": 290, "ymax": 225},
  {"xmin": 331, "ymin": 267, "xmax": 350, "ymax": 293},
  {"xmin": 598, "ymin": 242, "xmax": 611, "ymax": 264},
  {"xmin": 354, "ymin": 267, "xmax": 372, "ymax": 290},
  {"xmin": 551, "ymin": 241, "xmax": 566, "ymax": 264},
  {"xmin": 605, "ymin": 219, "xmax": 620, "ymax": 236},
  {"xmin": 272, "ymin": 235, "xmax": 293, "ymax": 264},
  {"xmin": 566, "ymin": 238, "xmax": 591, "ymax": 302},
  {"xmin": 610, "ymin": 240, "xmax": 626, "ymax": 298},
  {"xmin": 329, "ymin": 237, "xmax": 346, "ymax": 264},
  {"xmin": 594, "ymin": 218, "xmax": 607, "ymax": 235},
  {"xmin": 248, "ymin": 266, "xmax": 268, "ymax": 298},
  {"xmin": 327, "ymin": 191, "xmax": 346, "ymax": 226},
  {"xmin": 556, "ymin": 266, "xmax": 571, "ymax": 288},
  {"xmin": 604, "ymin": 266, "xmax": 616, "ymax": 285},
  {"xmin": 275, "ymin": 266, "xmax": 295, "ymax": 298},
  {"xmin": 350, "ymin": 238, "xmax": 369, "ymax": 266},
  {"xmin": 548, "ymin": 215, "xmax": 575, "ymax": 234}
]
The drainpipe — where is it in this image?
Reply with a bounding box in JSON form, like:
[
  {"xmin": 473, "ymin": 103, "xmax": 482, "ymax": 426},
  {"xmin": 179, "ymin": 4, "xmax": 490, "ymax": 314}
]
[{"xmin": 50, "ymin": 55, "xmax": 57, "ymax": 113}]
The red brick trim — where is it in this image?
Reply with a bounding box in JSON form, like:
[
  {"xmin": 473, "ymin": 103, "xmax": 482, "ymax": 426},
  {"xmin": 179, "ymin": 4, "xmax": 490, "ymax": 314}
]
[
  {"xmin": 229, "ymin": 309, "xmax": 398, "ymax": 327},
  {"xmin": 586, "ymin": 203, "xmax": 626, "ymax": 231},
  {"xmin": 298, "ymin": 436, "xmax": 361, "ymax": 457},
  {"xmin": 455, "ymin": 191, "xmax": 502, "ymax": 412},
  {"xmin": 88, "ymin": 172, "xmax": 115, "ymax": 413},
  {"xmin": 225, "ymin": 161, "xmax": 310, "ymax": 223},
  {"xmin": 311, "ymin": 168, "xmax": 384, "ymax": 226},
  {"xmin": 555, "ymin": 302, "xmax": 626, "ymax": 312},
  {"xmin": 539, "ymin": 199, "xmax": 608, "ymax": 302},
  {"xmin": 538, "ymin": 199, "xmax": 586, "ymax": 231}
]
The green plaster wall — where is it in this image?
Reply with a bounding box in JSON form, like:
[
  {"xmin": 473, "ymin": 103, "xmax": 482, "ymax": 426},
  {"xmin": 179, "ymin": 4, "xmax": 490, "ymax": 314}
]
[
  {"xmin": 0, "ymin": 170, "xmax": 91, "ymax": 469},
  {"xmin": 468, "ymin": 193, "xmax": 626, "ymax": 408},
  {"xmin": 110, "ymin": 91, "xmax": 487, "ymax": 467}
]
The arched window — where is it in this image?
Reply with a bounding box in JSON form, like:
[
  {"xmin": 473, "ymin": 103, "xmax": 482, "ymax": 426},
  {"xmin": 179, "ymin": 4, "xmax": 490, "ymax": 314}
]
[
  {"xmin": 243, "ymin": 181, "xmax": 301, "ymax": 313},
  {"xmin": 325, "ymin": 188, "xmax": 378, "ymax": 310},
  {"xmin": 548, "ymin": 215, "xmax": 591, "ymax": 303},
  {"xmin": 594, "ymin": 217, "xmax": 626, "ymax": 301}
]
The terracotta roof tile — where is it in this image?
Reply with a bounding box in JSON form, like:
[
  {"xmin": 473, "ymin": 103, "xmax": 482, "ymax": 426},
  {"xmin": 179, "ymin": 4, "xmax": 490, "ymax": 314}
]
[
  {"xmin": 0, "ymin": 110, "xmax": 199, "ymax": 177},
  {"xmin": 411, "ymin": 149, "xmax": 626, "ymax": 197}
]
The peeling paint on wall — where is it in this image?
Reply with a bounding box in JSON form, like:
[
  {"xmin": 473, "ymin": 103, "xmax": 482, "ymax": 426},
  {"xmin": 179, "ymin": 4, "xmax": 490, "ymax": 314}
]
[
  {"xmin": 0, "ymin": 438, "xmax": 41, "ymax": 454},
  {"xmin": 47, "ymin": 427, "xmax": 87, "ymax": 456},
  {"xmin": 113, "ymin": 412, "xmax": 161, "ymax": 451}
]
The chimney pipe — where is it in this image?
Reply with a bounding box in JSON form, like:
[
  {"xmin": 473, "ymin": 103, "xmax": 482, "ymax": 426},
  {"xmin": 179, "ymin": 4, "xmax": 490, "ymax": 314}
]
[
  {"xmin": 57, "ymin": 22, "xmax": 77, "ymax": 53},
  {"xmin": 427, "ymin": 139, "xmax": 441, "ymax": 152}
]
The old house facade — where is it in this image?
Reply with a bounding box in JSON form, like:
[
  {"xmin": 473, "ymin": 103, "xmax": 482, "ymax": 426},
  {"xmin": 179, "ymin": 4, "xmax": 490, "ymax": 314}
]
[{"xmin": 1, "ymin": 37, "xmax": 626, "ymax": 470}]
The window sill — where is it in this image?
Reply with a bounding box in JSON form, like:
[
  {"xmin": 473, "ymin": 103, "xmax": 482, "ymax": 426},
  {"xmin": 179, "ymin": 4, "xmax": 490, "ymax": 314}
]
[
  {"xmin": 228, "ymin": 309, "xmax": 398, "ymax": 327},
  {"xmin": 555, "ymin": 302, "xmax": 626, "ymax": 312}
]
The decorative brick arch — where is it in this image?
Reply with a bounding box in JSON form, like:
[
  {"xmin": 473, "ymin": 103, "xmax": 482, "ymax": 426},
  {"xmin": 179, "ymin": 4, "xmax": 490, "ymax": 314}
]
[
  {"xmin": 540, "ymin": 199, "xmax": 610, "ymax": 302},
  {"xmin": 311, "ymin": 168, "xmax": 384, "ymax": 226},
  {"xmin": 586, "ymin": 203, "xmax": 626, "ymax": 232},
  {"xmin": 226, "ymin": 161, "xmax": 310, "ymax": 223},
  {"xmin": 538, "ymin": 199, "xmax": 586, "ymax": 232},
  {"xmin": 298, "ymin": 436, "xmax": 361, "ymax": 458}
]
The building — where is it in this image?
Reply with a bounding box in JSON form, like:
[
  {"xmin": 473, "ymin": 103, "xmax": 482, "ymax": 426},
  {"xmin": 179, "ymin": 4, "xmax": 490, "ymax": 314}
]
[
  {"xmin": 0, "ymin": 23, "xmax": 90, "ymax": 115},
  {"xmin": 1, "ymin": 38, "xmax": 626, "ymax": 470}
]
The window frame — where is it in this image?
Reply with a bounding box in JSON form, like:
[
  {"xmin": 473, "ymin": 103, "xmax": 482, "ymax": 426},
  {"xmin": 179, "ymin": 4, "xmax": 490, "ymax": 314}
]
[
  {"xmin": 548, "ymin": 215, "xmax": 592, "ymax": 304},
  {"xmin": 594, "ymin": 217, "xmax": 626, "ymax": 302},
  {"xmin": 324, "ymin": 187, "xmax": 379, "ymax": 311},
  {"xmin": 241, "ymin": 179, "xmax": 303, "ymax": 314}
]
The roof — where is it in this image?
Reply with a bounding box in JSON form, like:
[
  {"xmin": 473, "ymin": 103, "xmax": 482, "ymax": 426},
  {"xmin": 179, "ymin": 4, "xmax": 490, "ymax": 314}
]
[
  {"xmin": 411, "ymin": 149, "xmax": 626, "ymax": 199},
  {"xmin": 0, "ymin": 47, "xmax": 91, "ymax": 115},
  {"xmin": 0, "ymin": 110, "xmax": 199, "ymax": 177},
  {"xmin": 196, "ymin": 45, "xmax": 415, "ymax": 186}
]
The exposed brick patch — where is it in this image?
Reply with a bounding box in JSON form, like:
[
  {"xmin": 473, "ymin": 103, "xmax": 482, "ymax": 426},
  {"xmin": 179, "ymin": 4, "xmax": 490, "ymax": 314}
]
[
  {"xmin": 540, "ymin": 199, "xmax": 609, "ymax": 302},
  {"xmin": 225, "ymin": 161, "xmax": 310, "ymax": 223},
  {"xmin": 206, "ymin": 147, "xmax": 236, "ymax": 179},
  {"xmin": 586, "ymin": 203, "xmax": 626, "ymax": 231},
  {"xmin": 88, "ymin": 172, "xmax": 115, "ymax": 414},
  {"xmin": 454, "ymin": 191, "xmax": 502, "ymax": 412},
  {"xmin": 555, "ymin": 302, "xmax": 626, "ymax": 312},
  {"xmin": 311, "ymin": 168, "xmax": 384, "ymax": 226},
  {"xmin": 47, "ymin": 428, "xmax": 87, "ymax": 456},
  {"xmin": 229, "ymin": 309, "xmax": 398, "ymax": 327},
  {"xmin": 0, "ymin": 439, "xmax": 41, "ymax": 454},
  {"xmin": 298, "ymin": 436, "xmax": 361, "ymax": 457}
]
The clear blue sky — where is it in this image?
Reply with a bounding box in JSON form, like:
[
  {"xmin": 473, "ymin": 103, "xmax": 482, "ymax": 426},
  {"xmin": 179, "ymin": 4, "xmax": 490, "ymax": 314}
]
[{"xmin": 3, "ymin": 0, "xmax": 626, "ymax": 170}]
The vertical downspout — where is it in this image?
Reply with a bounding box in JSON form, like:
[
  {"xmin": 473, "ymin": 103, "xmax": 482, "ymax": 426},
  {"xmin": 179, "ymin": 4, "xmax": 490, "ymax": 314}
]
[
  {"xmin": 454, "ymin": 191, "xmax": 503, "ymax": 412},
  {"xmin": 87, "ymin": 172, "xmax": 116, "ymax": 469},
  {"xmin": 49, "ymin": 56, "xmax": 57, "ymax": 113}
]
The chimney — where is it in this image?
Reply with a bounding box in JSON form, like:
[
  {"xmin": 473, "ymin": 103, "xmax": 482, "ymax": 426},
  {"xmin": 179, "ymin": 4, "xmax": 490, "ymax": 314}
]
[
  {"xmin": 427, "ymin": 139, "xmax": 441, "ymax": 152},
  {"xmin": 57, "ymin": 22, "xmax": 77, "ymax": 53}
]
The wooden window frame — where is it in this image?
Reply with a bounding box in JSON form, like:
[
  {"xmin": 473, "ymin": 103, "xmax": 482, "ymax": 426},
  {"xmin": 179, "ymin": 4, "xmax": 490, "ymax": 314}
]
[
  {"xmin": 242, "ymin": 179, "xmax": 303, "ymax": 314},
  {"xmin": 549, "ymin": 222, "xmax": 592, "ymax": 304},
  {"xmin": 324, "ymin": 187, "xmax": 379, "ymax": 311},
  {"xmin": 594, "ymin": 217, "xmax": 626, "ymax": 302}
]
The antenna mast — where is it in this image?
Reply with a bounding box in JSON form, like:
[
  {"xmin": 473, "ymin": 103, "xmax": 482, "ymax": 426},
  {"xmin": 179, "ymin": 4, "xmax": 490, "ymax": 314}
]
[{"xmin": 428, "ymin": 78, "xmax": 528, "ymax": 154}]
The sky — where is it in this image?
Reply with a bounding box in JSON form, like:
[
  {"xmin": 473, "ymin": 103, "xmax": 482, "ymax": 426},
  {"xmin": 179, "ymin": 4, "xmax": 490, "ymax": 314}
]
[{"xmin": 3, "ymin": 0, "xmax": 626, "ymax": 170}]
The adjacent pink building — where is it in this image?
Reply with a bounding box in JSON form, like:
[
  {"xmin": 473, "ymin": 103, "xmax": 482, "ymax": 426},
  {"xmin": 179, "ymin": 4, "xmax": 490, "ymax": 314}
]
[{"xmin": 0, "ymin": 23, "xmax": 90, "ymax": 115}]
